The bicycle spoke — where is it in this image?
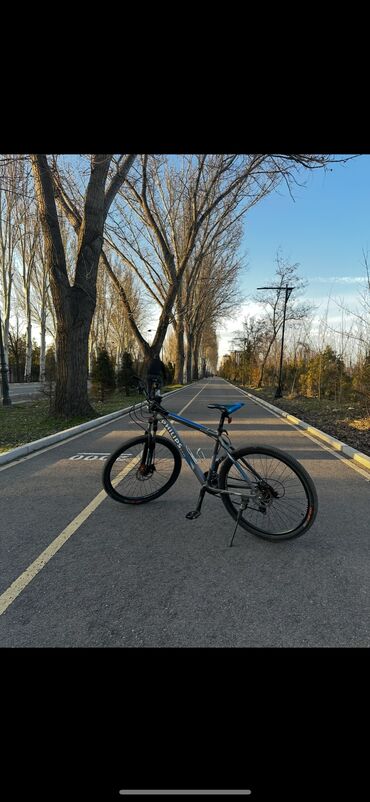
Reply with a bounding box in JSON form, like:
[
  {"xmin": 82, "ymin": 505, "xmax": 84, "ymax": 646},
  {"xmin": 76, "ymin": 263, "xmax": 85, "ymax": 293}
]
[
  {"xmin": 105, "ymin": 437, "xmax": 180, "ymax": 503},
  {"xmin": 225, "ymin": 451, "xmax": 311, "ymax": 535}
]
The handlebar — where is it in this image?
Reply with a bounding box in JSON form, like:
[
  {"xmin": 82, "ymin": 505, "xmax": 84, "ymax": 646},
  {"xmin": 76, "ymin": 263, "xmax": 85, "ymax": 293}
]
[
  {"xmin": 131, "ymin": 374, "xmax": 147, "ymax": 394},
  {"xmin": 131, "ymin": 374, "xmax": 163, "ymax": 402}
]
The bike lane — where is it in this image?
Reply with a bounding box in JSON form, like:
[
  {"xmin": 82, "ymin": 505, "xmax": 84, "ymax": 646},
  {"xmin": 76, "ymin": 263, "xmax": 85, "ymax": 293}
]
[
  {"xmin": 0, "ymin": 383, "xmax": 205, "ymax": 595},
  {"xmin": 1, "ymin": 377, "xmax": 369, "ymax": 646}
]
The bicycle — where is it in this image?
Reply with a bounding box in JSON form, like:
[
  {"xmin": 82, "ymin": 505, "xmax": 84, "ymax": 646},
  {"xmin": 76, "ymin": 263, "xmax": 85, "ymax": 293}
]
[{"xmin": 102, "ymin": 377, "xmax": 318, "ymax": 545}]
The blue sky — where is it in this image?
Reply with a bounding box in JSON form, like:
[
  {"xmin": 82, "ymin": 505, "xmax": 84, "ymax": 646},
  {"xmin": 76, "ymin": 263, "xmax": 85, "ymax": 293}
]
[
  {"xmin": 218, "ymin": 154, "xmax": 370, "ymax": 357},
  {"xmin": 27, "ymin": 155, "xmax": 370, "ymax": 360}
]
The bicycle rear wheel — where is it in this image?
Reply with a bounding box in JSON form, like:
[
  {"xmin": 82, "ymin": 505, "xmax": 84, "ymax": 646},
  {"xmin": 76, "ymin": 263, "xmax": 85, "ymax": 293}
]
[
  {"xmin": 103, "ymin": 435, "xmax": 182, "ymax": 504},
  {"xmin": 219, "ymin": 445, "xmax": 318, "ymax": 540}
]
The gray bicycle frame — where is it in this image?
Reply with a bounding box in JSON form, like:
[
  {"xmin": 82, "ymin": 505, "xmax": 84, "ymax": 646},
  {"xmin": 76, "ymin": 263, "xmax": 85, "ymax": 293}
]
[{"xmin": 158, "ymin": 410, "xmax": 255, "ymax": 491}]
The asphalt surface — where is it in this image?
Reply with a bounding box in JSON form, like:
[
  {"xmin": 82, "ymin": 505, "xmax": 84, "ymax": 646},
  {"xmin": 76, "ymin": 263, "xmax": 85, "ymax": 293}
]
[
  {"xmin": 1, "ymin": 377, "xmax": 369, "ymax": 647},
  {"xmin": 2, "ymin": 381, "xmax": 45, "ymax": 403},
  {"xmin": 3, "ymin": 380, "xmax": 90, "ymax": 403}
]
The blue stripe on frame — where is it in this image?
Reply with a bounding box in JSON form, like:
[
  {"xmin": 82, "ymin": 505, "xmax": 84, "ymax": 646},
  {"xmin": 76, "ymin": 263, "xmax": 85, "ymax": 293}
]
[{"xmin": 169, "ymin": 413, "xmax": 210, "ymax": 431}]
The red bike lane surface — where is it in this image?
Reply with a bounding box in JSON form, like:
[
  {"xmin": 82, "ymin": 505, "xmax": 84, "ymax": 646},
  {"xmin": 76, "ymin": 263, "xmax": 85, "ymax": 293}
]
[{"xmin": 1, "ymin": 377, "xmax": 369, "ymax": 647}]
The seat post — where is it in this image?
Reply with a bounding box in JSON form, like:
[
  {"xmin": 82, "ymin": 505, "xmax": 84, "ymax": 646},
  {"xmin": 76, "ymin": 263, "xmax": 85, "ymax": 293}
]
[{"xmin": 217, "ymin": 411, "xmax": 227, "ymax": 434}]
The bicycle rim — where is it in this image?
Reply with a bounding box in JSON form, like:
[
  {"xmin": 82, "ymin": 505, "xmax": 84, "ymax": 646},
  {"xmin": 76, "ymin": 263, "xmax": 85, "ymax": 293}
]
[
  {"xmin": 103, "ymin": 435, "xmax": 181, "ymax": 504},
  {"xmin": 219, "ymin": 446, "xmax": 317, "ymax": 540}
]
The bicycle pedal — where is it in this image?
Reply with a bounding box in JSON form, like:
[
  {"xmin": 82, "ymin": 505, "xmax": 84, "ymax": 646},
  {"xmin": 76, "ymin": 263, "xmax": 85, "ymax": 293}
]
[{"xmin": 185, "ymin": 510, "xmax": 201, "ymax": 520}]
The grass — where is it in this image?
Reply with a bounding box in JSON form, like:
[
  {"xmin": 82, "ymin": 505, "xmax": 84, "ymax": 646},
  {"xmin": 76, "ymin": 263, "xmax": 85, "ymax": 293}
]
[{"xmin": 0, "ymin": 384, "xmax": 182, "ymax": 454}]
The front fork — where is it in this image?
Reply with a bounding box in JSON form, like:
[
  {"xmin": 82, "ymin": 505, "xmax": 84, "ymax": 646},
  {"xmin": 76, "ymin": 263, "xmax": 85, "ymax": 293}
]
[{"xmin": 139, "ymin": 417, "xmax": 157, "ymax": 474}]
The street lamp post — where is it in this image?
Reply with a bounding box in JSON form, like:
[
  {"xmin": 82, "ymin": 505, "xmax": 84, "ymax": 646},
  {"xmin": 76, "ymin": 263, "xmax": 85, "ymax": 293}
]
[
  {"xmin": 257, "ymin": 285, "xmax": 295, "ymax": 399},
  {"xmin": 0, "ymin": 308, "xmax": 12, "ymax": 406}
]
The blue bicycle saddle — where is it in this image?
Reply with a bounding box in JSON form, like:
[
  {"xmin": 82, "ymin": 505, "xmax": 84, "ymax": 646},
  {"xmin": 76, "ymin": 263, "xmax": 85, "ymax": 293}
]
[{"xmin": 207, "ymin": 402, "xmax": 245, "ymax": 414}]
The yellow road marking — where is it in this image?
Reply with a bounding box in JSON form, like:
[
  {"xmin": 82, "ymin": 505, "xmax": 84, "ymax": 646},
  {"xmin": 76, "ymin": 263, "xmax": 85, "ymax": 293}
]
[
  {"xmin": 353, "ymin": 452, "xmax": 370, "ymax": 470},
  {"xmin": 0, "ymin": 384, "xmax": 207, "ymax": 617},
  {"xmin": 0, "ymin": 490, "xmax": 106, "ymax": 616}
]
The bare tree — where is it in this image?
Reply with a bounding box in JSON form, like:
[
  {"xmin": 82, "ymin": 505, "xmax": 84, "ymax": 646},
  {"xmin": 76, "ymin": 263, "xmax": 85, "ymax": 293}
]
[
  {"xmin": 231, "ymin": 317, "xmax": 270, "ymax": 386},
  {"xmin": 89, "ymin": 252, "xmax": 146, "ymax": 370},
  {"xmin": 184, "ymin": 230, "xmax": 243, "ymax": 380},
  {"xmin": 8, "ymin": 316, "xmax": 25, "ymax": 382},
  {"xmin": 105, "ymin": 154, "xmax": 345, "ymax": 381},
  {"xmin": 0, "ymin": 158, "xmax": 21, "ymax": 374},
  {"xmin": 26, "ymin": 153, "xmax": 350, "ymax": 411},
  {"xmin": 199, "ymin": 322, "xmax": 218, "ymax": 376},
  {"xmin": 13, "ymin": 162, "xmax": 40, "ymax": 381},
  {"xmin": 30, "ymin": 235, "xmax": 54, "ymax": 383},
  {"xmin": 31, "ymin": 154, "xmax": 136, "ymax": 416},
  {"xmin": 284, "ymin": 321, "xmax": 313, "ymax": 395},
  {"xmin": 253, "ymin": 251, "xmax": 315, "ymax": 387},
  {"xmin": 328, "ymin": 250, "xmax": 370, "ymax": 356}
]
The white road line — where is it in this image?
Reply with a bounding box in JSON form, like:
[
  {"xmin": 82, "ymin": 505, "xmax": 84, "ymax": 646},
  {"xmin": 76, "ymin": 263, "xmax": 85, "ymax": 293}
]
[
  {"xmin": 0, "ymin": 415, "xmax": 129, "ymax": 472},
  {"xmin": 0, "ymin": 384, "xmax": 207, "ymax": 617},
  {"xmin": 167, "ymin": 384, "xmax": 206, "ymax": 418},
  {"xmin": 118, "ymin": 792, "xmax": 252, "ymax": 796},
  {"xmin": 230, "ymin": 381, "xmax": 370, "ymax": 483},
  {"xmin": 0, "ymin": 384, "xmax": 194, "ymax": 473}
]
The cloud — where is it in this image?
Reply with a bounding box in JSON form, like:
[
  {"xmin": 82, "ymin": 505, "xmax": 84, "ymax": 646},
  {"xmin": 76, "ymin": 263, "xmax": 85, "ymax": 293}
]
[
  {"xmin": 217, "ymin": 293, "xmax": 369, "ymax": 359},
  {"xmin": 311, "ymin": 276, "xmax": 367, "ymax": 284}
]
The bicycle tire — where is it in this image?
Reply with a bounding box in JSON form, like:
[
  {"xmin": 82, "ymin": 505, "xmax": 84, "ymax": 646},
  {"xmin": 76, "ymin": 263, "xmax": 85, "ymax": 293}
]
[
  {"xmin": 219, "ymin": 445, "xmax": 318, "ymax": 540},
  {"xmin": 103, "ymin": 435, "xmax": 182, "ymax": 504}
]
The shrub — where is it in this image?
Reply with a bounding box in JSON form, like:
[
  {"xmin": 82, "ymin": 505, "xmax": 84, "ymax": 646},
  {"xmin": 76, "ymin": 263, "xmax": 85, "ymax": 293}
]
[
  {"xmin": 91, "ymin": 348, "xmax": 116, "ymax": 402},
  {"xmin": 117, "ymin": 351, "xmax": 135, "ymax": 396}
]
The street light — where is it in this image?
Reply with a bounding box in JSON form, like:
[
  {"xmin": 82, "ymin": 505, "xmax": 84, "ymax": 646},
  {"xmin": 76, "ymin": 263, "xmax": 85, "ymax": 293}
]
[
  {"xmin": 0, "ymin": 307, "xmax": 11, "ymax": 406},
  {"xmin": 257, "ymin": 285, "xmax": 295, "ymax": 399}
]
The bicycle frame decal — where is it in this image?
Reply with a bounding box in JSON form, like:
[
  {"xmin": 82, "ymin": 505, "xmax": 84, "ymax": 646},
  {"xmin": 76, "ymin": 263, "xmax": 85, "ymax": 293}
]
[
  {"xmin": 160, "ymin": 413, "xmax": 254, "ymax": 488},
  {"xmin": 160, "ymin": 418, "xmax": 206, "ymax": 483},
  {"xmin": 169, "ymin": 411, "xmax": 218, "ymax": 437}
]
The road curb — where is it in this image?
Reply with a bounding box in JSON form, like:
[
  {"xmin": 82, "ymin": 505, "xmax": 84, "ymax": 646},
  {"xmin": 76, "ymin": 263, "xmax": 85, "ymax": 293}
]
[
  {"xmin": 225, "ymin": 381, "xmax": 370, "ymax": 473},
  {"xmin": 0, "ymin": 383, "xmax": 195, "ymax": 467}
]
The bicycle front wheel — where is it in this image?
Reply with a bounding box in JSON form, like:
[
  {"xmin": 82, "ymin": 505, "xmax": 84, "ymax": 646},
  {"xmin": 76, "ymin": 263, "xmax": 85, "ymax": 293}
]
[
  {"xmin": 219, "ymin": 445, "xmax": 318, "ymax": 540},
  {"xmin": 103, "ymin": 435, "xmax": 182, "ymax": 504}
]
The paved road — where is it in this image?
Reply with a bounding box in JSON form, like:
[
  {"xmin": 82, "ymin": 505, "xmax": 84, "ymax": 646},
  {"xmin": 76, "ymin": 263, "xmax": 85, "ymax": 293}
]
[
  {"xmin": 0, "ymin": 377, "xmax": 369, "ymax": 647},
  {"xmin": 3, "ymin": 380, "xmax": 90, "ymax": 402},
  {"xmin": 1, "ymin": 381, "xmax": 46, "ymax": 402}
]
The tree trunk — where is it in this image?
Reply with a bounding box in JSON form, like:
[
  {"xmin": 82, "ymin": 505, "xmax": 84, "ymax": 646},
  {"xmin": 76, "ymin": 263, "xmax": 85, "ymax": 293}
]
[
  {"xmin": 24, "ymin": 287, "xmax": 32, "ymax": 381},
  {"xmin": 88, "ymin": 342, "xmax": 95, "ymax": 376},
  {"xmin": 32, "ymin": 153, "xmax": 127, "ymax": 419},
  {"xmin": 192, "ymin": 342, "xmax": 199, "ymax": 381},
  {"xmin": 14, "ymin": 349, "xmax": 21, "ymax": 381},
  {"xmin": 3, "ymin": 314, "xmax": 10, "ymax": 374},
  {"xmin": 54, "ymin": 290, "xmax": 95, "ymax": 417},
  {"xmin": 186, "ymin": 330, "xmax": 193, "ymax": 383},
  {"xmin": 257, "ymin": 358, "xmax": 267, "ymax": 388},
  {"xmin": 257, "ymin": 337, "xmax": 276, "ymax": 387},
  {"xmin": 174, "ymin": 319, "xmax": 185, "ymax": 384},
  {"xmin": 39, "ymin": 307, "xmax": 46, "ymax": 383},
  {"xmin": 142, "ymin": 346, "xmax": 162, "ymax": 375}
]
